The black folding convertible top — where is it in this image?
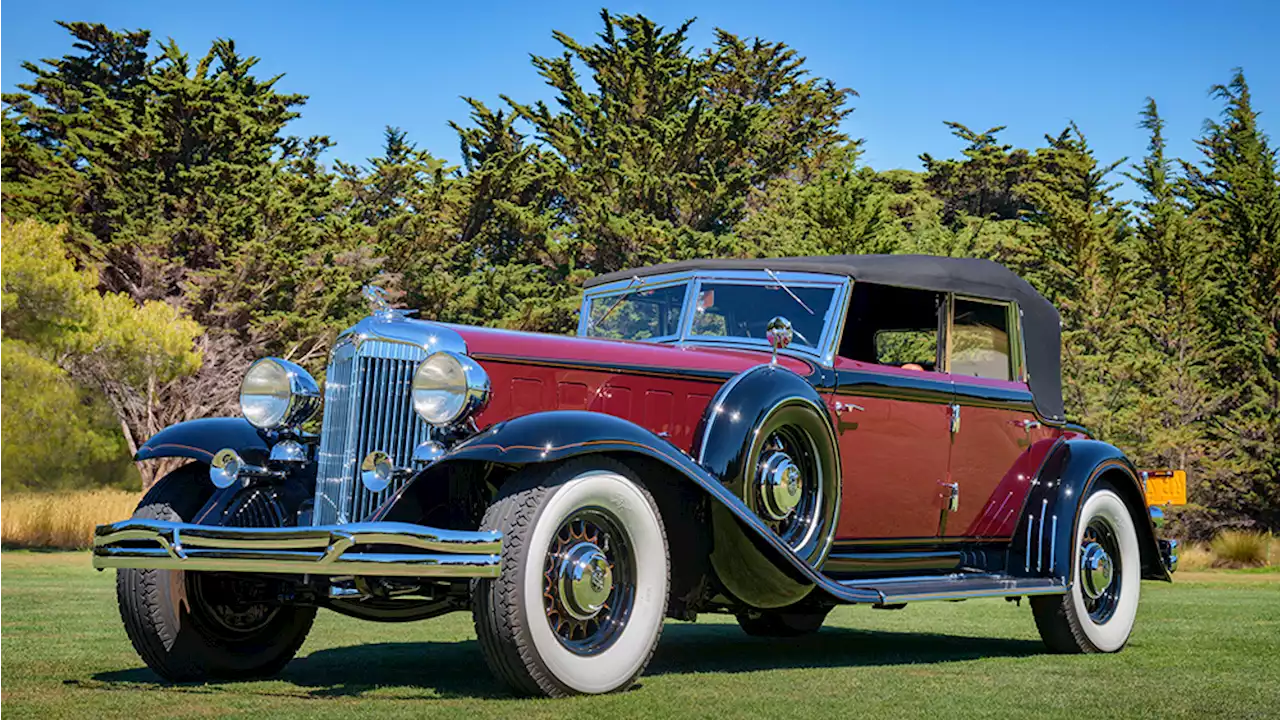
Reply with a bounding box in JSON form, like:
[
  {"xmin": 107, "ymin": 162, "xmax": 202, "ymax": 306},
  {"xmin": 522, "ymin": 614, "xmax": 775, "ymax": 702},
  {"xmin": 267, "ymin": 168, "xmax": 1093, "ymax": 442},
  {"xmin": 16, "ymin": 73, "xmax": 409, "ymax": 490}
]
[{"xmin": 586, "ymin": 254, "xmax": 1065, "ymax": 421}]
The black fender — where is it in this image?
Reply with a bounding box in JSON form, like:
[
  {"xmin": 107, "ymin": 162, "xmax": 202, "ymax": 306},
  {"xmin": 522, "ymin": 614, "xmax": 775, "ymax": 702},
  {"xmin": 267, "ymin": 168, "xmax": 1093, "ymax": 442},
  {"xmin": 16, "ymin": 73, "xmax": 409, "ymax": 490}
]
[
  {"xmin": 692, "ymin": 364, "xmax": 841, "ymax": 607},
  {"xmin": 134, "ymin": 417, "xmax": 271, "ymax": 465},
  {"xmin": 1011, "ymin": 438, "xmax": 1170, "ymax": 584},
  {"xmin": 373, "ymin": 409, "xmax": 881, "ymax": 605}
]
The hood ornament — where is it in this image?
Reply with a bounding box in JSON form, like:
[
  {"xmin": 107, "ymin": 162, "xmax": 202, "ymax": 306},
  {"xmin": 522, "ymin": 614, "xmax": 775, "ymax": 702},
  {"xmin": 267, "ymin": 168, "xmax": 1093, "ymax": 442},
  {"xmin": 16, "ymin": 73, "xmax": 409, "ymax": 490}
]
[
  {"xmin": 362, "ymin": 284, "xmax": 393, "ymax": 317},
  {"xmin": 766, "ymin": 316, "xmax": 793, "ymax": 365}
]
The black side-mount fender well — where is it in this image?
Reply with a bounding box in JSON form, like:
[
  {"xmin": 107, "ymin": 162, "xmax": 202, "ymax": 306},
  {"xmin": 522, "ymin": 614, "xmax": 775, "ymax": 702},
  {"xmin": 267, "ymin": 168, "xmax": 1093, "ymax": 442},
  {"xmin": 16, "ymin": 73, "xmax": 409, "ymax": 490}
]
[
  {"xmin": 371, "ymin": 409, "xmax": 882, "ymax": 605},
  {"xmin": 1011, "ymin": 438, "xmax": 1170, "ymax": 584},
  {"xmin": 134, "ymin": 417, "xmax": 271, "ymax": 465},
  {"xmin": 691, "ymin": 364, "xmax": 842, "ymax": 608}
]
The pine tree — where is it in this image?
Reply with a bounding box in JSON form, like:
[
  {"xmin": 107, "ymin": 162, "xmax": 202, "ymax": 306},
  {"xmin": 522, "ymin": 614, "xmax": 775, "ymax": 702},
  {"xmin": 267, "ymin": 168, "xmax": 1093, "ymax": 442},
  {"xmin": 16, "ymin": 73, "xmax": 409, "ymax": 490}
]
[
  {"xmin": 1017, "ymin": 124, "xmax": 1139, "ymax": 443},
  {"xmin": 1182, "ymin": 70, "xmax": 1280, "ymax": 530},
  {"xmin": 1123, "ymin": 99, "xmax": 1221, "ymax": 522}
]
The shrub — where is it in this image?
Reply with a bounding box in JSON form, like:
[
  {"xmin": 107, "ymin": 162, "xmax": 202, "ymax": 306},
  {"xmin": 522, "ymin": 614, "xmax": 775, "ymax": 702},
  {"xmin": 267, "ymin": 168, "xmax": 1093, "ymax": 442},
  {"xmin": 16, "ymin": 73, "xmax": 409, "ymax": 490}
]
[
  {"xmin": 1177, "ymin": 542, "xmax": 1215, "ymax": 572},
  {"xmin": 1209, "ymin": 530, "xmax": 1272, "ymax": 568},
  {"xmin": 1, "ymin": 490, "xmax": 139, "ymax": 549}
]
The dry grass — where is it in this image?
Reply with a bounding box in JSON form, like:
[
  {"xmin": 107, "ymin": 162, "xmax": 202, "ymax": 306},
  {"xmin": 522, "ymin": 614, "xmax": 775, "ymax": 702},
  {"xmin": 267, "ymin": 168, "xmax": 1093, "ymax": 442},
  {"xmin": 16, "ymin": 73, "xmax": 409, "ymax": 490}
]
[
  {"xmin": 1, "ymin": 489, "xmax": 139, "ymax": 549},
  {"xmin": 1177, "ymin": 542, "xmax": 1215, "ymax": 571},
  {"xmin": 1209, "ymin": 529, "xmax": 1272, "ymax": 568}
]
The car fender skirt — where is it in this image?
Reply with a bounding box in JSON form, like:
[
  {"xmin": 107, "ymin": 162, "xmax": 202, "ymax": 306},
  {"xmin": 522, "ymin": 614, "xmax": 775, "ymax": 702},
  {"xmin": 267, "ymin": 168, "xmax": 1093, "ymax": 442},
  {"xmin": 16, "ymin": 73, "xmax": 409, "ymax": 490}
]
[
  {"xmin": 379, "ymin": 410, "xmax": 880, "ymax": 606},
  {"xmin": 1011, "ymin": 438, "xmax": 1170, "ymax": 584},
  {"xmin": 134, "ymin": 417, "xmax": 271, "ymax": 464}
]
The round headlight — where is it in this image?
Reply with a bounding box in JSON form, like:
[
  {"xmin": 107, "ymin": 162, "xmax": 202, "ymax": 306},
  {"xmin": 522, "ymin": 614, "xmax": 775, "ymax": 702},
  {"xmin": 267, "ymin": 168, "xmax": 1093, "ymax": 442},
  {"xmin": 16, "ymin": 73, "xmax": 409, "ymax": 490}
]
[
  {"xmin": 239, "ymin": 358, "xmax": 321, "ymax": 430},
  {"xmin": 411, "ymin": 351, "xmax": 491, "ymax": 426}
]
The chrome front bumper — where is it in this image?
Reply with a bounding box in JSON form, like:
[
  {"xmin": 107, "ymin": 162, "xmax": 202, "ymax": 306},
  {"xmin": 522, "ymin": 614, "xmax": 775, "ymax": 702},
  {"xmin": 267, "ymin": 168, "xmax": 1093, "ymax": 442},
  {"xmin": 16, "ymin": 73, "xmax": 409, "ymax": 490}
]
[{"xmin": 92, "ymin": 519, "xmax": 502, "ymax": 578}]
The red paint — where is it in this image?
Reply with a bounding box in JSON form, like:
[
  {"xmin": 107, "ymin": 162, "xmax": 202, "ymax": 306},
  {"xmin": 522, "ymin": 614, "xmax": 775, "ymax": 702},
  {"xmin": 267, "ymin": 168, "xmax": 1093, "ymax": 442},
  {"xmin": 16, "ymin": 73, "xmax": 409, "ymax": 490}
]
[
  {"xmin": 457, "ymin": 326, "xmax": 812, "ymax": 453},
  {"xmin": 456, "ymin": 324, "xmax": 1069, "ymax": 543},
  {"xmin": 947, "ymin": 403, "xmax": 1033, "ymax": 538},
  {"xmin": 454, "ymin": 325, "xmax": 814, "ymax": 376},
  {"xmin": 964, "ymin": 436, "xmax": 1060, "ymax": 538},
  {"xmin": 830, "ymin": 358, "xmax": 951, "ymax": 539}
]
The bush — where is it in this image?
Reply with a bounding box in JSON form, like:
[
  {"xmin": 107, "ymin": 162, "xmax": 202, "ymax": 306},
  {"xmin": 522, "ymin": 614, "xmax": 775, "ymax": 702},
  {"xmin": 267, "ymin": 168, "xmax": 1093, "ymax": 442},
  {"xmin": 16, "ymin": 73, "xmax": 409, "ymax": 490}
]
[
  {"xmin": 1, "ymin": 490, "xmax": 139, "ymax": 549},
  {"xmin": 1177, "ymin": 543, "xmax": 1215, "ymax": 572},
  {"xmin": 1209, "ymin": 530, "xmax": 1272, "ymax": 568}
]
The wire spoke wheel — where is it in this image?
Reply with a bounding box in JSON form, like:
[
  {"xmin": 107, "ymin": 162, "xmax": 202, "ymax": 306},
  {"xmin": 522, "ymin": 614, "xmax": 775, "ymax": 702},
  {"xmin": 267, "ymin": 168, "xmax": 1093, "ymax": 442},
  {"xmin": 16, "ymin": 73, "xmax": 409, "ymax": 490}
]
[
  {"xmin": 1079, "ymin": 517, "xmax": 1122, "ymax": 624},
  {"xmin": 187, "ymin": 573, "xmax": 282, "ymax": 639},
  {"xmin": 542, "ymin": 507, "xmax": 636, "ymax": 655},
  {"xmin": 754, "ymin": 423, "xmax": 824, "ymax": 551}
]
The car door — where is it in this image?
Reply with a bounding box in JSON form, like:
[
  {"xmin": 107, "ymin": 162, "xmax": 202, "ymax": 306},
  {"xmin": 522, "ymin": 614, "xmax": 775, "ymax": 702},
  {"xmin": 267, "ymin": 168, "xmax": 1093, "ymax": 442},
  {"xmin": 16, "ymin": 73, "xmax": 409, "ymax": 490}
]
[
  {"xmin": 827, "ymin": 282, "xmax": 955, "ymax": 541},
  {"xmin": 941, "ymin": 297, "xmax": 1049, "ymax": 539},
  {"xmin": 830, "ymin": 360, "xmax": 954, "ymax": 540}
]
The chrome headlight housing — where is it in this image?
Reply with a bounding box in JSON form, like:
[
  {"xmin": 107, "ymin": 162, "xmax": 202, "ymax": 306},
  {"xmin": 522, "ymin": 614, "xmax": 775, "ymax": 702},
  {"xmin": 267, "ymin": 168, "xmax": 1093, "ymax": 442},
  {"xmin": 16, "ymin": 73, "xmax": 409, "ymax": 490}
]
[
  {"xmin": 239, "ymin": 357, "xmax": 321, "ymax": 430},
  {"xmin": 411, "ymin": 351, "xmax": 491, "ymax": 426}
]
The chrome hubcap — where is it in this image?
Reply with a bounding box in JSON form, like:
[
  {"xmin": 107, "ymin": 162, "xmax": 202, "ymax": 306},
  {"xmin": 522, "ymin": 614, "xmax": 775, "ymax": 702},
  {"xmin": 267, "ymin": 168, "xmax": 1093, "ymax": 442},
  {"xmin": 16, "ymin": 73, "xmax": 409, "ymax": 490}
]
[
  {"xmin": 1080, "ymin": 541, "xmax": 1114, "ymax": 600},
  {"xmin": 556, "ymin": 541, "xmax": 613, "ymax": 620},
  {"xmin": 759, "ymin": 451, "xmax": 804, "ymax": 521},
  {"xmin": 543, "ymin": 510, "xmax": 634, "ymax": 655}
]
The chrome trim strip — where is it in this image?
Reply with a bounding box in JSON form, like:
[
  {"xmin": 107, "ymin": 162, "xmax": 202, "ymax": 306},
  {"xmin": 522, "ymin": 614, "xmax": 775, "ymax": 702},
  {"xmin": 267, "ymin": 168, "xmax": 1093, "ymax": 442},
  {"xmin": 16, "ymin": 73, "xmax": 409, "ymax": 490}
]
[
  {"xmin": 1037, "ymin": 498, "xmax": 1047, "ymax": 572},
  {"xmin": 1025, "ymin": 513, "xmax": 1034, "ymax": 572},
  {"xmin": 92, "ymin": 519, "xmax": 502, "ymax": 579},
  {"xmin": 1050, "ymin": 514, "xmax": 1058, "ymax": 573}
]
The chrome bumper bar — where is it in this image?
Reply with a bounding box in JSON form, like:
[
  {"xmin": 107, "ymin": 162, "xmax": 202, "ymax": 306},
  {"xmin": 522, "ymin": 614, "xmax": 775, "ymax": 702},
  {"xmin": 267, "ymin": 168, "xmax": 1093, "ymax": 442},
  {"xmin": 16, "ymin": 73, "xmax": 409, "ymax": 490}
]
[{"xmin": 92, "ymin": 519, "xmax": 502, "ymax": 578}]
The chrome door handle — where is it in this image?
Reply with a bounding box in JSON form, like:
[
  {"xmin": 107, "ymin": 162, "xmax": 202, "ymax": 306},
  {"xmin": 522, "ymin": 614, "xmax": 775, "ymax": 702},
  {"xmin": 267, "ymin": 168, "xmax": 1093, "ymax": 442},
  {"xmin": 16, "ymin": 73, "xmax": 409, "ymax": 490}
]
[
  {"xmin": 834, "ymin": 401, "xmax": 864, "ymax": 413},
  {"xmin": 1018, "ymin": 419, "xmax": 1041, "ymax": 430},
  {"xmin": 940, "ymin": 482, "xmax": 960, "ymax": 512}
]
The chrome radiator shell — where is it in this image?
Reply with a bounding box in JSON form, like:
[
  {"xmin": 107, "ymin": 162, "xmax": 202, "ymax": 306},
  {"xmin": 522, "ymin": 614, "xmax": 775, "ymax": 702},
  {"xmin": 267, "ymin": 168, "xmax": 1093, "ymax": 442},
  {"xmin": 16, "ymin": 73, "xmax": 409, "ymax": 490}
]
[{"xmin": 313, "ymin": 315, "xmax": 467, "ymax": 525}]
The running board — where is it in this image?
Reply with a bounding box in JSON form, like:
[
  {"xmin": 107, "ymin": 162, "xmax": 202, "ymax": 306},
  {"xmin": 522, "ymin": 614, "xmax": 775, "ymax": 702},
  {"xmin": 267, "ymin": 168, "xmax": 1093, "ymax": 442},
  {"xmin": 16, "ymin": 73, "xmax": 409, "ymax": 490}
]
[{"xmin": 835, "ymin": 573, "xmax": 1066, "ymax": 605}]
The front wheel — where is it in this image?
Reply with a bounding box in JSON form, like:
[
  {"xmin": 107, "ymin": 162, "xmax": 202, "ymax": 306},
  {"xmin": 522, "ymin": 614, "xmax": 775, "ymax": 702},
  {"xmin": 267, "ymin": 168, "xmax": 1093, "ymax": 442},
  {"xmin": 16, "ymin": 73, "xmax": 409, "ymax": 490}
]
[
  {"xmin": 116, "ymin": 465, "xmax": 316, "ymax": 681},
  {"xmin": 471, "ymin": 458, "xmax": 669, "ymax": 697},
  {"xmin": 1031, "ymin": 485, "xmax": 1141, "ymax": 653}
]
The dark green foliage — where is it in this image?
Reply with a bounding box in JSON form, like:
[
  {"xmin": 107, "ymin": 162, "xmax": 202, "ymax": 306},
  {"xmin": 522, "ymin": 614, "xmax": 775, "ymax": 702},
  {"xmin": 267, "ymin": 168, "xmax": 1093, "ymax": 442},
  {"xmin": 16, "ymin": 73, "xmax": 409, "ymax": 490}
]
[
  {"xmin": 1178, "ymin": 71, "xmax": 1280, "ymax": 533},
  {"xmin": 0, "ymin": 15, "xmax": 1275, "ymax": 531}
]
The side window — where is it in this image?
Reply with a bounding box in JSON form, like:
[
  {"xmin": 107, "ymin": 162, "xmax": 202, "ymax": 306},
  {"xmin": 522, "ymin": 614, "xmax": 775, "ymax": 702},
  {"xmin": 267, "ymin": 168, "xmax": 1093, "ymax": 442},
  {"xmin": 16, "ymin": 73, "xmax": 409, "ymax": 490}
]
[
  {"xmin": 950, "ymin": 298, "xmax": 1013, "ymax": 380},
  {"xmin": 874, "ymin": 330, "xmax": 938, "ymax": 367},
  {"xmin": 837, "ymin": 283, "xmax": 944, "ymax": 371}
]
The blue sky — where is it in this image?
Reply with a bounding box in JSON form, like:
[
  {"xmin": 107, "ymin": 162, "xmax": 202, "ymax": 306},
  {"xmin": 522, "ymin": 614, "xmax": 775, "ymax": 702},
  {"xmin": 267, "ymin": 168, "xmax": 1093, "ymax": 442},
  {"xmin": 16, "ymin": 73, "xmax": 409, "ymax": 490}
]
[{"xmin": 4, "ymin": 1, "xmax": 1277, "ymax": 199}]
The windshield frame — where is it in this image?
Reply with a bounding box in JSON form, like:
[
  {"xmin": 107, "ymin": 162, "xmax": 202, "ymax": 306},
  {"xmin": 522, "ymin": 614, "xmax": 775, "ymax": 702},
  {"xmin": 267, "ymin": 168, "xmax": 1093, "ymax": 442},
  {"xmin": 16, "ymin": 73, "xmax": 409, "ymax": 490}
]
[{"xmin": 578, "ymin": 268, "xmax": 851, "ymax": 366}]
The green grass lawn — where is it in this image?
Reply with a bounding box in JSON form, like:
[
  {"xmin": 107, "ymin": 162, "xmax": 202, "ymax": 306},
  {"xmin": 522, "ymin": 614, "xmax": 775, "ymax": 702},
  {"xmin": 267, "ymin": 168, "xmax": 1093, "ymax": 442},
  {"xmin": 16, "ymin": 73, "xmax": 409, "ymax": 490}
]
[{"xmin": 3, "ymin": 552, "xmax": 1278, "ymax": 719}]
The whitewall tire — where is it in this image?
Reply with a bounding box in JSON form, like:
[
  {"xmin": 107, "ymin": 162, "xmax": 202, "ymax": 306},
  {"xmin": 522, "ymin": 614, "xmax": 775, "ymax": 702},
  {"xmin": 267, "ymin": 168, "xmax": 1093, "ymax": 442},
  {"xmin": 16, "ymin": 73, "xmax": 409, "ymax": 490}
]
[
  {"xmin": 472, "ymin": 458, "xmax": 670, "ymax": 697},
  {"xmin": 1032, "ymin": 487, "xmax": 1141, "ymax": 653}
]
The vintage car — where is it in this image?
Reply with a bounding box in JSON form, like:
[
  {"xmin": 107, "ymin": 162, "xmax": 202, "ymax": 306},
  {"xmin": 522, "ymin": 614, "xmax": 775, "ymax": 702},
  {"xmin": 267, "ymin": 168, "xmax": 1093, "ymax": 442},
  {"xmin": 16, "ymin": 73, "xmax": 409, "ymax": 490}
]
[{"xmin": 93, "ymin": 255, "xmax": 1179, "ymax": 697}]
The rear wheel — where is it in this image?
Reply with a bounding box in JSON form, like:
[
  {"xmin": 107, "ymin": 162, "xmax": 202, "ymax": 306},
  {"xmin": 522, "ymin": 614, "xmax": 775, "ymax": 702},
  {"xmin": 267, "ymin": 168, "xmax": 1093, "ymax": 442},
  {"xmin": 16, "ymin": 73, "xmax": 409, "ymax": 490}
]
[
  {"xmin": 471, "ymin": 458, "xmax": 669, "ymax": 697},
  {"xmin": 1031, "ymin": 486, "xmax": 1140, "ymax": 653},
  {"xmin": 116, "ymin": 465, "xmax": 316, "ymax": 681}
]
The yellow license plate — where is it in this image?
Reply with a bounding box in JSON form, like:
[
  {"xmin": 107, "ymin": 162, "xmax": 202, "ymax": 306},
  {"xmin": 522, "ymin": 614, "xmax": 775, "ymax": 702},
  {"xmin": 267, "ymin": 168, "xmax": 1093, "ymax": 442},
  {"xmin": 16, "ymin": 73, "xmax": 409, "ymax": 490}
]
[{"xmin": 1143, "ymin": 470, "xmax": 1187, "ymax": 506}]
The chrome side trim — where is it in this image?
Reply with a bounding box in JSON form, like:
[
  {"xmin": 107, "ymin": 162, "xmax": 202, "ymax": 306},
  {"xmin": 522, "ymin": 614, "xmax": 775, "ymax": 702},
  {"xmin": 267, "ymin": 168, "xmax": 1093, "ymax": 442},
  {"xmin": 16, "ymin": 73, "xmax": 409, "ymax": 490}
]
[
  {"xmin": 92, "ymin": 519, "xmax": 502, "ymax": 579},
  {"xmin": 1050, "ymin": 514, "xmax": 1058, "ymax": 573},
  {"xmin": 1025, "ymin": 513, "xmax": 1034, "ymax": 572},
  {"xmin": 1037, "ymin": 498, "xmax": 1047, "ymax": 572}
]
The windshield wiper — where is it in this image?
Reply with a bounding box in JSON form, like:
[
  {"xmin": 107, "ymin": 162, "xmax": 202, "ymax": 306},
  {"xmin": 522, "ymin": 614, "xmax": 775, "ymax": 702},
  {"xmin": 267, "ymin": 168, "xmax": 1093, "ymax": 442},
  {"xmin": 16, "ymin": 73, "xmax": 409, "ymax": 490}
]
[
  {"xmin": 588, "ymin": 275, "xmax": 646, "ymax": 331},
  {"xmin": 763, "ymin": 268, "xmax": 815, "ymax": 315}
]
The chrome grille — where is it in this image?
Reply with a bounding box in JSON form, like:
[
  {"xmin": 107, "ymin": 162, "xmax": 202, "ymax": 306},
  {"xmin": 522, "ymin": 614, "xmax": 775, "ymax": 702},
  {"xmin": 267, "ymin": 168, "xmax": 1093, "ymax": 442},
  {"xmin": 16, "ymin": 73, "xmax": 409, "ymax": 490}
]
[{"xmin": 314, "ymin": 339, "xmax": 433, "ymax": 524}]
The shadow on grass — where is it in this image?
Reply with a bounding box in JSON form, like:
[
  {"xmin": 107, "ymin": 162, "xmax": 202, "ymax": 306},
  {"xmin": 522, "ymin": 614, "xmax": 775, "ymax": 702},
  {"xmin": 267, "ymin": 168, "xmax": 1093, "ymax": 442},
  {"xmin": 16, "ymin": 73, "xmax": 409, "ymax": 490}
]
[{"xmin": 88, "ymin": 622, "xmax": 1042, "ymax": 700}]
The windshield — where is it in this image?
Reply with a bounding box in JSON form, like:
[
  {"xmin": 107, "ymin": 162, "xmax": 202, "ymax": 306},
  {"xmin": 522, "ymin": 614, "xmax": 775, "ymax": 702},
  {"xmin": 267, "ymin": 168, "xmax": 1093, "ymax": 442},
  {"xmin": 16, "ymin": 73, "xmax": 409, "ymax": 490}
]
[
  {"xmin": 585, "ymin": 282, "xmax": 688, "ymax": 340},
  {"xmin": 690, "ymin": 282, "xmax": 835, "ymax": 349}
]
